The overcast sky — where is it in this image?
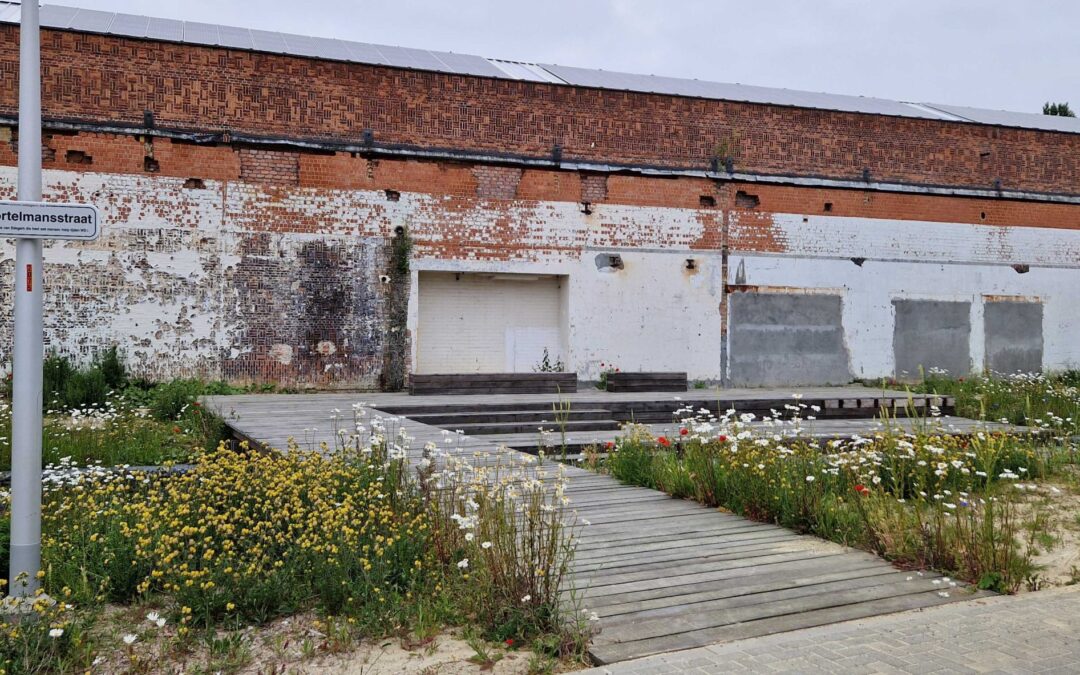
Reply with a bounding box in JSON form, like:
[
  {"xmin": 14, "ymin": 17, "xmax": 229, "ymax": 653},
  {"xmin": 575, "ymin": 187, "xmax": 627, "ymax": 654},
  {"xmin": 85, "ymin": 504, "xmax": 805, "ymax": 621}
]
[{"xmin": 54, "ymin": 0, "xmax": 1080, "ymax": 114}]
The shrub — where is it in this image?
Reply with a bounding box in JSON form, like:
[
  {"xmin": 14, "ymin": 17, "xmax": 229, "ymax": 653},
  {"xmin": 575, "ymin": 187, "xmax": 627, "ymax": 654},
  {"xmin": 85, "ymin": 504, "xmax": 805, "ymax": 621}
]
[
  {"xmin": 61, "ymin": 367, "xmax": 108, "ymax": 411},
  {"xmin": 42, "ymin": 353, "xmax": 75, "ymax": 408},
  {"xmin": 95, "ymin": 346, "xmax": 126, "ymax": 390},
  {"xmin": 149, "ymin": 379, "xmax": 205, "ymax": 421}
]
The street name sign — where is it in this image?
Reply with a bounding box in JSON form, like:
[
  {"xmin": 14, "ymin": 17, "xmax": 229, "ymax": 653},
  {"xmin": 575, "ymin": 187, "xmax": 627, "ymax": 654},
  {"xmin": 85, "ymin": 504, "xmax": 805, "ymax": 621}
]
[{"xmin": 0, "ymin": 200, "xmax": 100, "ymax": 240}]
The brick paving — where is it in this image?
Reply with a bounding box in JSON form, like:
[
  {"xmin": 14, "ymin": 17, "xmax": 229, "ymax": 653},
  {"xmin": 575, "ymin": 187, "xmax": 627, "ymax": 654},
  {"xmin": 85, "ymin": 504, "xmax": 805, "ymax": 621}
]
[{"xmin": 578, "ymin": 585, "xmax": 1080, "ymax": 674}]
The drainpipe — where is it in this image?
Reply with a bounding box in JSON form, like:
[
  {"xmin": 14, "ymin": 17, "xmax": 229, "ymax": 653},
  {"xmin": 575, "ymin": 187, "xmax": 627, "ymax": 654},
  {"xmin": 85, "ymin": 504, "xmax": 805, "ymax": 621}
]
[{"xmin": 719, "ymin": 187, "xmax": 730, "ymax": 388}]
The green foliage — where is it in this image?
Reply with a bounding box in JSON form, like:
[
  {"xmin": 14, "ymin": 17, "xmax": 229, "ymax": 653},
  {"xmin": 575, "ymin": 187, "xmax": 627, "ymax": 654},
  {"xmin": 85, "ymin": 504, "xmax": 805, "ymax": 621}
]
[
  {"xmin": 0, "ymin": 397, "xmax": 204, "ymax": 471},
  {"xmin": 41, "ymin": 348, "xmax": 127, "ymax": 411},
  {"xmin": 914, "ymin": 372, "xmax": 1080, "ymax": 438},
  {"xmin": 149, "ymin": 378, "xmax": 206, "ymax": 421},
  {"xmin": 4, "ymin": 428, "xmax": 587, "ymax": 670},
  {"xmin": 391, "ymin": 226, "xmax": 412, "ymax": 277},
  {"xmin": 605, "ymin": 415, "xmax": 1050, "ymax": 593},
  {"xmin": 96, "ymin": 345, "xmax": 127, "ymax": 390},
  {"xmin": 62, "ymin": 367, "xmax": 108, "ymax": 411},
  {"xmin": 1043, "ymin": 101, "xmax": 1076, "ymax": 117},
  {"xmin": 533, "ymin": 348, "xmax": 565, "ymax": 373}
]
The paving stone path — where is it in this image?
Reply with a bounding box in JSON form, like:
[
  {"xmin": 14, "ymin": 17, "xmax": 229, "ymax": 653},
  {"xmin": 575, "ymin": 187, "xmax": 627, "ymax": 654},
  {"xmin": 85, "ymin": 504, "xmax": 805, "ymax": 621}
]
[{"xmin": 578, "ymin": 585, "xmax": 1080, "ymax": 674}]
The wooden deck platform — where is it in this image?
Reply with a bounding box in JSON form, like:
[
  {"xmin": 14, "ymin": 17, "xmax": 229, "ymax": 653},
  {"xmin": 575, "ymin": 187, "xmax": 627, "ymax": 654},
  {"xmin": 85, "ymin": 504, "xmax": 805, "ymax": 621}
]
[{"xmin": 203, "ymin": 386, "xmax": 997, "ymax": 665}]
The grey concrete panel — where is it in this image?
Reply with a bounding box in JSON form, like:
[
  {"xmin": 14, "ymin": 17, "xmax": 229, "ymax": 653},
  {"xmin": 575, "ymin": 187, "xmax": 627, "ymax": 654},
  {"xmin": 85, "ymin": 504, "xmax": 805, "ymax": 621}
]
[
  {"xmin": 984, "ymin": 301, "xmax": 1043, "ymax": 375},
  {"xmin": 729, "ymin": 293, "xmax": 852, "ymax": 386},
  {"xmin": 893, "ymin": 300, "xmax": 971, "ymax": 379}
]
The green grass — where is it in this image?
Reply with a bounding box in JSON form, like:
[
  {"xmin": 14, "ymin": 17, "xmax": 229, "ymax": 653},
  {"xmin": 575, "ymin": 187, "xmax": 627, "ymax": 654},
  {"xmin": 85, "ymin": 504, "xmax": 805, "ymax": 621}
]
[
  {"xmin": 909, "ymin": 371, "xmax": 1080, "ymax": 432},
  {"xmin": 0, "ymin": 396, "xmax": 228, "ymax": 471},
  {"xmin": 599, "ymin": 410, "xmax": 1064, "ymax": 595}
]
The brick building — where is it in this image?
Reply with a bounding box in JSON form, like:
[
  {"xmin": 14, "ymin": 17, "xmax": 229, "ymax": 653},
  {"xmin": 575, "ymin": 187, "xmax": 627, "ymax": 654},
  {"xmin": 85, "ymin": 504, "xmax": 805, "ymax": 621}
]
[{"xmin": 1, "ymin": 3, "xmax": 1078, "ymax": 388}]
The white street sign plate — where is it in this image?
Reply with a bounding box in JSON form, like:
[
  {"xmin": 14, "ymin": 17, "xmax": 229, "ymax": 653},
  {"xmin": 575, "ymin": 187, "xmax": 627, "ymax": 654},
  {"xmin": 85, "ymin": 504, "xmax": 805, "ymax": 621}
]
[{"xmin": 0, "ymin": 200, "xmax": 100, "ymax": 240}]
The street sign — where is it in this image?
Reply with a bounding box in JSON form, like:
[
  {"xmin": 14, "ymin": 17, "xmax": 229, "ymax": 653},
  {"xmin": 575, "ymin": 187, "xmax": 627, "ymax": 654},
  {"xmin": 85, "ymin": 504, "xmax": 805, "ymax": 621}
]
[{"xmin": 0, "ymin": 200, "xmax": 100, "ymax": 240}]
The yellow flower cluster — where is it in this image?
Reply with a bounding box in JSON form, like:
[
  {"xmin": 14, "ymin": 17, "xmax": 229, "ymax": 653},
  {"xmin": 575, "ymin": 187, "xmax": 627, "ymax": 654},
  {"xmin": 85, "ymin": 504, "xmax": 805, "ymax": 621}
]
[{"xmin": 40, "ymin": 443, "xmax": 432, "ymax": 622}]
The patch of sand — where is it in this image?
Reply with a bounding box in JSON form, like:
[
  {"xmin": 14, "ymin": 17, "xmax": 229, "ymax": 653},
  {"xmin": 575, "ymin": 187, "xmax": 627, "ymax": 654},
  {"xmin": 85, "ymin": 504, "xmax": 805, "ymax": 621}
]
[{"xmin": 1026, "ymin": 483, "xmax": 1080, "ymax": 589}]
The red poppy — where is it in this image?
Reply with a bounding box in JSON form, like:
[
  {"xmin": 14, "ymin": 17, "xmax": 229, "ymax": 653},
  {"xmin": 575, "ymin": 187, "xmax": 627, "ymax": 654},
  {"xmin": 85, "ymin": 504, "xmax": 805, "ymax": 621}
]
[
  {"xmin": 717, "ymin": 434, "xmax": 728, "ymax": 443},
  {"xmin": 604, "ymin": 441, "xmax": 615, "ymax": 449},
  {"xmin": 172, "ymin": 426, "xmax": 181, "ymax": 434},
  {"xmin": 615, "ymin": 368, "xmax": 621, "ymax": 372},
  {"xmin": 958, "ymin": 376, "xmax": 965, "ymax": 382},
  {"xmin": 854, "ymin": 484, "xmax": 869, "ymax": 495},
  {"xmin": 505, "ymin": 638, "xmax": 514, "ymax": 647},
  {"xmin": 193, "ymin": 401, "xmax": 201, "ymax": 408},
  {"xmin": 679, "ymin": 428, "xmax": 689, "ymax": 436},
  {"xmin": 657, "ymin": 436, "xmax": 671, "ymax": 447}
]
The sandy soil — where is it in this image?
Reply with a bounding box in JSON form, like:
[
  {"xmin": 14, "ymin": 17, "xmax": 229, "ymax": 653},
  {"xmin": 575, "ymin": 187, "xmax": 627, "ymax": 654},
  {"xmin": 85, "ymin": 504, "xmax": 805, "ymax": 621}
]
[
  {"xmin": 1024, "ymin": 482, "xmax": 1080, "ymax": 589},
  {"xmin": 93, "ymin": 611, "xmax": 551, "ymax": 674},
  {"xmin": 287, "ymin": 633, "xmax": 536, "ymax": 674}
]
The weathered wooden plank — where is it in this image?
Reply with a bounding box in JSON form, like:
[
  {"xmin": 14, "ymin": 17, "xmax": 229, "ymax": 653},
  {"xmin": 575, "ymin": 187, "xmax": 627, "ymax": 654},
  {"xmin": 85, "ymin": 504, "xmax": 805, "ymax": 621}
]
[
  {"xmin": 597, "ymin": 569, "xmax": 913, "ymax": 626},
  {"xmin": 588, "ymin": 589, "xmax": 986, "ymax": 664},
  {"xmin": 586, "ymin": 560, "xmax": 892, "ymax": 613},
  {"xmin": 573, "ymin": 556, "xmax": 888, "ymax": 608}
]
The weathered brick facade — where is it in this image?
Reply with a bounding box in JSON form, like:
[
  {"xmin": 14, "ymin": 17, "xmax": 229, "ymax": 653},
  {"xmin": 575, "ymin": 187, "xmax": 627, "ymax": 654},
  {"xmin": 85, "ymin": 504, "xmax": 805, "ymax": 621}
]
[{"xmin": 0, "ymin": 22, "xmax": 1078, "ymax": 386}]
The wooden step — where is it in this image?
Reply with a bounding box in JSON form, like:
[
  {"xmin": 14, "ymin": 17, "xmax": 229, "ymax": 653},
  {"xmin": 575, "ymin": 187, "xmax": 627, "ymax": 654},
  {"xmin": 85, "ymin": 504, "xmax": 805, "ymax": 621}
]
[
  {"xmin": 606, "ymin": 371, "xmax": 688, "ymax": 393},
  {"xmin": 449, "ymin": 419, "xmax": 621, "ymax": 435},
  {"xmin": 406, "ymin": 408, "xmax": 614, "ymax": 425},
  {"xmin": 409, "ymin": 372, "xmax": 577, "ymax": 395}
]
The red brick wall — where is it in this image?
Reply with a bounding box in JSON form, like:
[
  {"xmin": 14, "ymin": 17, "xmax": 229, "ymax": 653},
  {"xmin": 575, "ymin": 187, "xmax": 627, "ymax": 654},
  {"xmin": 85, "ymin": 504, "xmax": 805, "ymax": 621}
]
[
  {"xmin": 3, "ymin": 127, "xmax": 1079, "ymax": 234},
  {"xmin": 238, "ymin": 148, "xmax": 299, "ymax": 185},
  {"xmin": 1, "ymin": 25, "xmax": 1079, "ymax": 197}
]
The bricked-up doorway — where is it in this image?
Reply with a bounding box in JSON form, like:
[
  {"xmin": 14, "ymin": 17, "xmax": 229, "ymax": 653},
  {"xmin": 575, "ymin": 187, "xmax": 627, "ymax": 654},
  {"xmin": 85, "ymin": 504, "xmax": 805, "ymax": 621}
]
[{"xmin": 415, "ymin": 272, "xmax": 567, "ymax": 374}]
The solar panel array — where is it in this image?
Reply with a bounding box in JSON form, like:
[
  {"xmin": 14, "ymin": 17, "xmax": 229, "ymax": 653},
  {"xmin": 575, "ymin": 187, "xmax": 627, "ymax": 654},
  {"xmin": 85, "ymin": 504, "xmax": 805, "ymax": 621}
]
[{"xmin": 1, "ymin": 2, "xmax": 1076, "ymax": 135}]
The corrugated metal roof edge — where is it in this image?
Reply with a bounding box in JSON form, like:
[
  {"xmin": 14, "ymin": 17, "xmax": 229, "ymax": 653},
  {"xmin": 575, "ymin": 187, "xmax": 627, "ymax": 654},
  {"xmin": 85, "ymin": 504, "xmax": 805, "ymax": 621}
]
[{"xmin": 0, "ymin": 3, "xmax": 1076, "ymax": 138}]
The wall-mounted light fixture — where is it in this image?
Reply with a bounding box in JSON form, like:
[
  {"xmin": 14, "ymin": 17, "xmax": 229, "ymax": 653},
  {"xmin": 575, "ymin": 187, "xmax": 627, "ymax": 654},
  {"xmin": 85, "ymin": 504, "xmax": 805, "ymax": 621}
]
[
  {"xmin": 1012, "ymin": 263, "xmax": 1030, "ymax": 274},
  {"xmin": 851, "ymin": 257, "xmax": 866, "ymax": 267},
  {"xmin": 685, "ymin": 258, "xmax": 696, "ymax": 271},
  {"xmin": 580, "ymin": 201, "xmax": 593, "ymax": 215},
  {"xmin": 595, "ymin": 253, "xmax": 623, "ymax": 273}
]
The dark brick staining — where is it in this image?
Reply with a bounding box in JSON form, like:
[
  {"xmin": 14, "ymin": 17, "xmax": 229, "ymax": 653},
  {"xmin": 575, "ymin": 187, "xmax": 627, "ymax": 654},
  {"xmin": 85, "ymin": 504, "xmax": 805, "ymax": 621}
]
[{"xmin": 224, "ymin": 234, "xmax": 391, "ymax": 389}]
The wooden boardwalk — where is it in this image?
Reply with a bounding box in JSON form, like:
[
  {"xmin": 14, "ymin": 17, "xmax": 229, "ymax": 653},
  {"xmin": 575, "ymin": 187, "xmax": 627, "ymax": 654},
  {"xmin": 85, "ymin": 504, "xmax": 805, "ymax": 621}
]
[{"xmin": 204, "ymin": 388, "xmax": 994, "ymax": 665}]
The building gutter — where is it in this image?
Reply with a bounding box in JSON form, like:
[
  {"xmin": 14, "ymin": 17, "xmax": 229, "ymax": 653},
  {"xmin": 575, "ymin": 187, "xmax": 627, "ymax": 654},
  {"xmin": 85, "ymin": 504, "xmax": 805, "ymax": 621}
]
[{"xmin": 5, "ymin": 115, "xmax": 1080, "ymax": 206}]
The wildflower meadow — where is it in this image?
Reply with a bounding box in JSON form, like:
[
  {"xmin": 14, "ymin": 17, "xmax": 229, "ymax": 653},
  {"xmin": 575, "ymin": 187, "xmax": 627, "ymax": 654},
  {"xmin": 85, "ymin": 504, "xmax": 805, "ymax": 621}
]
[{"xmin": 596, "ymin": 373, "xmax": 1080, "ymax": 597}]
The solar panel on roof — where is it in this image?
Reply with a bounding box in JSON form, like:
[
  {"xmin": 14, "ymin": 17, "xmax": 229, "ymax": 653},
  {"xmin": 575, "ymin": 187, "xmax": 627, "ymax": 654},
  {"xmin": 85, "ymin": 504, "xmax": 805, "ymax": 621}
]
[
  {"xmin": 67, "ymin": 8, "xmax": 115, "ymax": 33},
  {"xmin": 308, "ymin": 37, "xmax": 351, "ymax": 61},
  {"xmin": 183, "ymin": 21, "xmax": 220, "ymax": 46},
  {"xmin": 0, "ymin": 3, "xmax": 19, "ymax": 23},
  {"xmin": 217, "ymin": 25, "xmax": 254, "ymax": 50},
  {"xmin": 38, "ymin": 4, "xmax": 78, "ymax": 27},
  {"xmin": 436, "ymin": 53, "xmax": 505, "ymax": 78},
  {"xmin": 375, "ymin": 45, "xmax": 422, "ymax": 70},
  {"xmin": 929, "ymin": 104, "xmax": 1080, "ymax": 134},
  {"xmin": 249, "ymin": 29, "xmax": 287, "ymax": 53},
  {"xmin": 145, "ymin": 17, "xmax": 183, "ymax": 41},
  {"xmin": 281, "ymin": 33, "xmax": 321, "ymax": 58},
  {"xmin": 396, "ymin": 47, "xmax": 450, "ymax": 72},
  {"xmin": 108, "ymin": 13, "xmax": 150, "ymax": 38},
  {"xmin": 343, "ymin": 41, "xmax": 389, "ymax": 65}
]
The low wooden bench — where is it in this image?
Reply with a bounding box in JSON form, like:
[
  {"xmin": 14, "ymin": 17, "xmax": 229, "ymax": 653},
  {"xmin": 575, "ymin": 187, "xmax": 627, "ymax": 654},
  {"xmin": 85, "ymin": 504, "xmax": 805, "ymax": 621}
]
[
  {"xmin": 409, "ymin": 373, "xmax": 578, "ymax": 395},
  {"xmin": 606, "ymin": 371, "xmax": 687, "ymax": 392}
]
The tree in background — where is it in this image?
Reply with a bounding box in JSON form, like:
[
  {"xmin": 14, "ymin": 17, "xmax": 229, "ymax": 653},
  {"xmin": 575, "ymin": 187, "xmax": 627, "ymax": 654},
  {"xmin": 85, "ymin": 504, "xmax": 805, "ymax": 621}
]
[{"xmin": 1043, "ymin": 102, "xmax": 1076, "ymax": 117}]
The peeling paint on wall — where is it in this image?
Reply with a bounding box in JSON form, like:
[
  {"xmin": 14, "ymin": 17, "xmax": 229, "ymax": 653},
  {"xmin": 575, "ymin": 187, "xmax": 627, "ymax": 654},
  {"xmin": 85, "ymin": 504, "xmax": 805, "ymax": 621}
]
[{"xmin": 3, "ymin": 165, "xmax": 1080, "ymax": 387}]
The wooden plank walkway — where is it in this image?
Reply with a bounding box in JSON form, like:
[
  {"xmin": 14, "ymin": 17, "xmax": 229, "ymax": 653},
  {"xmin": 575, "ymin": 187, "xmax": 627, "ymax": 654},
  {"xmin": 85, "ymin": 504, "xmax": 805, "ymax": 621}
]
[{"xmin": 204, "ymin": 389, "xmax": 995, "ymax": 665}]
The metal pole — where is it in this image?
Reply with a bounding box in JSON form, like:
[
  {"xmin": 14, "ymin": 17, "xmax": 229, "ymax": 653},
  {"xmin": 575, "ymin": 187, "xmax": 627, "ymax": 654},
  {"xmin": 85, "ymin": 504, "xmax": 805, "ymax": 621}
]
[{"xmin": 11, "ymin": 0, "xmax": 43, "ymax": 598}]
